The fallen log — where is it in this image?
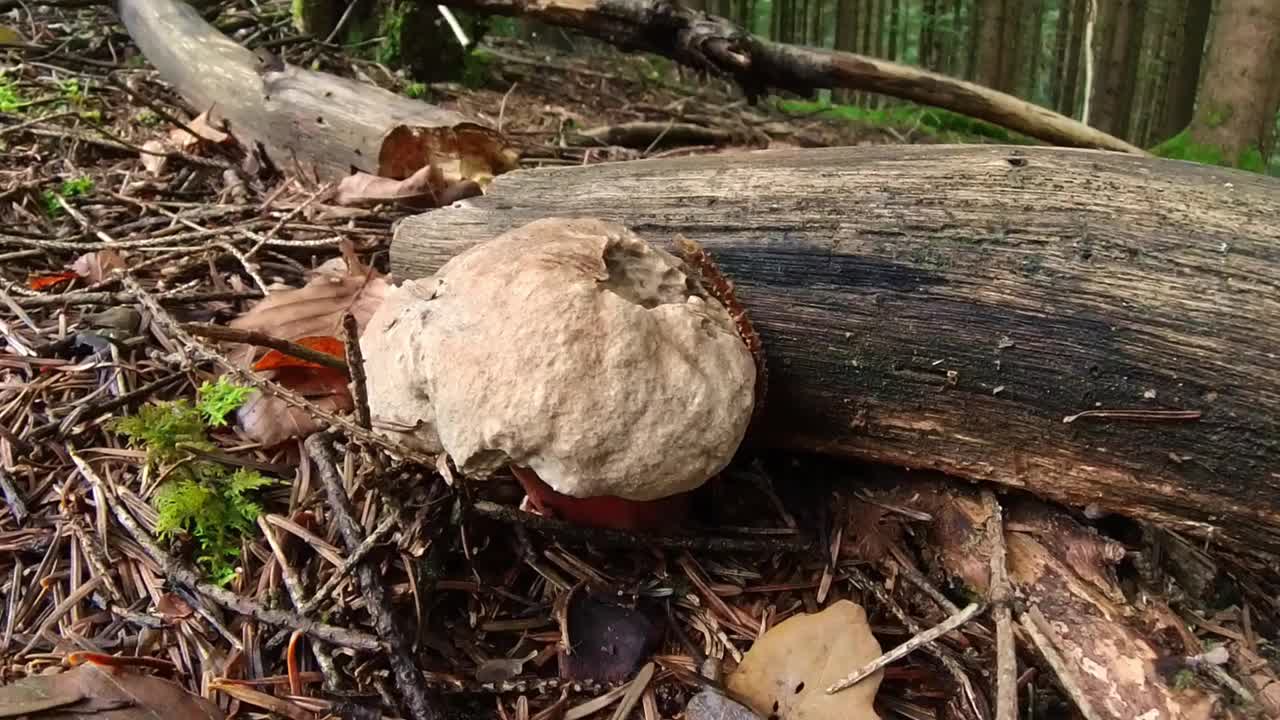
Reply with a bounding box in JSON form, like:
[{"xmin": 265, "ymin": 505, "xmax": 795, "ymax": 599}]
[
  {"xmin": 115, "ymin": 0, "xmax": 517, "ymax": 192},
  {"xmin": 432, "ymin": 0, "xmax": 1143, "ymax": 154},
  {"xmin": 391, "ymin": 144, "xmax": 1280, "ymax": 555}
]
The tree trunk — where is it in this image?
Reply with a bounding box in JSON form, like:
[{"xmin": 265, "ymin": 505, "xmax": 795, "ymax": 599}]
[
  {"xmin": 1158, "ymin": 0, "xmax": 1210, "ymax": 141},
  {"xmin": 390, "ymin": 144, "xmax": 1280, "ymax": 555},
  {"xmin": 1183, "ymin": 0, "xmax": 1280, "ymax": 170},
  {"xmin": 975, "ymin": 0, "xmax": 1005, "ymax": 88},
  {"xmin": 115, "ymin": 0, "xmax": 516, "ymax": 187},
  {"xmin": 834, "ymin": 0, "xmax": 857, "ymax": 99},
  {"xmin": 1047, "ymin": 0, "xmax": 1070, "ymax": 108},
  {"xmin": 999, "ymin": 0, "xmax": 1023, "ymax": 94},
  {"xmin": 808, "ymin": 0, "xmax": 823, "ymax": 46},
  {"xmin": 887, "ymin": 0, "xmax": 900, "ymax": 59},
  {"xmin": 919, "ymin": 0, "xmax": 935, "ymax": 69},
  {"xmin": 1022, "ymin": 0, "xmax": 1043, "ymax": 100},
  {"xmin": 1086, "ymin": 0, "xmax": 1142, "ymax": 137},
  {"xmin": 1058, "ymin": 0, "xmax": 1084, "ymax": 116}
]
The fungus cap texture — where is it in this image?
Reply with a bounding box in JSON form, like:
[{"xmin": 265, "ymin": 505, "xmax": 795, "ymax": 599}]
[{"xmin": 361, "ymin": 217, "xmax": 756, "ymax": 502}]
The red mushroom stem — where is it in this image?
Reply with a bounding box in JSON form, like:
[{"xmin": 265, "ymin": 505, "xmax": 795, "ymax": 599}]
[{"xmin": 510, "ymin": 465, "xmax": 691, "ymax": 531}]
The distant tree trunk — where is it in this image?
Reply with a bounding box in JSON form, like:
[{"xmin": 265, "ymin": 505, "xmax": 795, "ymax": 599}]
[
  {"xmin": 1186, "ymin": 0, "xmax": 1280, "ymax": 169},
  {"xmin": 1085, "ymin": 0, "xmax": 1131, "ymax": 130},
  {"xmin": 1059, "ymin": 0, "xmax": 1085, "ymax": 116},
  {"xmin": 1158, "ymin": 0, "xmax": 1211, "ymax": 141},
  {"xmin": 999, "ymin": 0, "xmax": 1024, "ymax": 93},
  {"xmin": 1023, "ymin": 0, "xmax": 1043, "ymax": 99},
  {"xmin": 1048, "ymin": 0, "xmax": 1071, "ymax": 108},
  {"xmin": 920, "ymin": 0, "xmax": 936, "ymax": 68},
  {"xmin": 975, "ymin": 0, "xmax": 1005, "ymax": 88},
  {"xmin": 684, "ymin": 0, "xmax": 707, "ymax": 10},
  {"xmin": 873, "ymin": 0, "xmax": 886, "ymax": 58},
  {"xmin": 834, "ymin": 0, "xmax": 857, "ymax": 99},
  {"xmin": 809, "ymin": 0, "xmax": 823, "ymax": 46},
  {"xmin": 1111, "ymin": 0, "xmax": 1144, "ymax": 136},
  {"xmin": 887, "ymin": 0, "xmax": 901, "ymax": 59},
  {"xmin": 1131, "ymin": 0, "xmax": 1166, "ymax": 145},
  {"xmin": 955, "ymin": 0, "xmax": 970, "ymax": 78}
]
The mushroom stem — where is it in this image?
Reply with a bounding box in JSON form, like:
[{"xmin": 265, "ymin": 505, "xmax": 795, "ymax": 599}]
[{"xmin": 510, "ymin": 465, "xmax": 691, "ymax": 531}]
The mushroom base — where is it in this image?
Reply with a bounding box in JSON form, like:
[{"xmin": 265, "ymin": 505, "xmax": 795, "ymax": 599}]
[{"xmin": 510, "ymin": 465, "xmax": 691, "ymax": 531}]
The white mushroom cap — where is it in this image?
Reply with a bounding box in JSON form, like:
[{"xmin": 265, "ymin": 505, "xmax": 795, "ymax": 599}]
[{"xmin": 361, "ymin": 217, "xmax": 756, "ymax": 501}]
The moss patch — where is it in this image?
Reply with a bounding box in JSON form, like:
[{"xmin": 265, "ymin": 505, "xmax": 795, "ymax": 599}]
[{"xmin": 1151, "ymin": 130, "xmax": 1265, "ymax": 173}]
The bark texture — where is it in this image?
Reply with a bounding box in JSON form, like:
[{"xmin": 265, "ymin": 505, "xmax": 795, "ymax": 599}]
[
  {"xmin": 391, "ymin": 145, "xmax": 1280, "ymax": 554},
  {"xmin": 1158, "ymin": 0, "xmax": 1210, "ymax": 141},
  {"xmin": 431, "ymin": 0, "xmax": 1143, "ymax": 153},
  {"xmin": 116, "ymin": 0, "xmax": 517, "ymax": 186},
  {"xmin": 974, "ymin": 0, "xmax": 1005, "ymax": 89},
  {"xmin": 1087, "ymin": 0, "xmax": 1142, "ymax": 138},
  {"xmin": 1188, "ymin": 0, "xmax": 1280, "ymax": 168}
]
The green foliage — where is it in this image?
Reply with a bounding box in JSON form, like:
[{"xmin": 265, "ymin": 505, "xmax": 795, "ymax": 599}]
[
  {"xmin": 196, "ymin": 377, "xmax": 252, "ymax": 427},
  {"xmin": 41, "ymin": 176, "xmax": 95, "ymax": 218},
  {"xmin": 1151, "ymin": 130, "xmax": 1265, "ymax": 174},
  {"xmin": 461, "ymin": 48, "xmax": 496, "ymax": 89},
  {"xmin": 154, "ymin": 469, "xmax": 274, "ymax": 585},
  {"xmin": 111, "ymin": 399, "xmax": 210, "ymax": 464},
  {"xmin": 775, "ymin": 99, "xmax": 1025, "ymax": 144},
  {"xmin": 403, "ymin": 81, "xmax": 427, "ymax": 99},
  {"xmin": 59, "ymin": 78, "xmax": 84, "ymax": 103},
  {"xmin": 0, "ymin": 75, "xmax": 25, "ymax": 113},
  {"xmin": 375, "ymin": 3, "xmax": 409, "ymax": 66},
  {"xmin": 113, "ymin": 393, "xmax": 274, "ymax": 586}
]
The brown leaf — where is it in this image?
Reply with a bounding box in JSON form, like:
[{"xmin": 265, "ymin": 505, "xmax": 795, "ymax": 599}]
[
  {"xmin": 139, "ymin": 141, "xmax": 169, "ymax": 176},
  {"xmin": 235, "ymin": 368, "xmax": 353, "ymax": 448},
  {"xmin": 70, "ymin": 250, "xmax": 127, "ymax": 284},
  {"xmin": 229, "ymin": 243, "xmax": 390, "ymax": 345},
  {"xmin": 557, "ymin": 587, "xmax": 663, "ymax": 684},
  {"xmin": 0, "ymin": 663, "xmax": 224, "ymax": 719},
  {"xmin": 168, "ymin": 110, "xmax": 232, "ymax": 152},
  {"xmin": 154, "ymin": 593, "xmax": 194, "ymax": 621},
  {"xmin": 332, "ymin": 165, "xmax": 448, "ymax": 209},
  {"xmin": 725, "ymin": 600, "xmax": 883, "ymax": 720},
  {"xmin": 685, "ymin": 690, "xmax": 764, "ymax": 720}
]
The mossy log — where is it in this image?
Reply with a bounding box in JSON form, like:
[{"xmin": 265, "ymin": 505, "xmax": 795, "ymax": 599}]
[{"xmin": 391, "ymin": 144, "xmax": 1280, "ymax": 555}]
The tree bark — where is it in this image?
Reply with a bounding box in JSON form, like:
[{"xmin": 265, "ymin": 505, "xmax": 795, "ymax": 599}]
[
  {"xmin": 1022, "ymin": 0, "xmax": 1043, "ymax": 99},
  {"xmin": 1058, "ymin": 0, "xmax": 1084, "ymax": 116},
  {"xmin": 1158, "ymin": 0, "xmax": 1210, "ymax": 141},
  {"xmin": 919, "ymin": 0, "xmax": 936, "ymax": 69},
  {"xmin": 999, "ymin": 0, "xmax": 1023, "ymax": 94},
  {"xmin": 114, "ymin": 0, "xmax": 517, "ymax": 188},
  {"xmin": 433, "ymin": 0, "xmax": 1144, "ymax": 151},
  {"xmin": 974, "ymin": 0, "xmax": 1005, "ymax": 88},
  {"xmin": 1047, "ymin": 0, "xmax": 1070, "ymax": 108},
  {"xmin": 390, "ymin": 144, "xmax": 1280, "ymax": 555},
  {"xmin": 1187, "ymin": 0, "xmax": 1280, "ymax": 169},
  {"xmin": 887, "ymin": 0, "xmax": 900, "ymax": 60}
]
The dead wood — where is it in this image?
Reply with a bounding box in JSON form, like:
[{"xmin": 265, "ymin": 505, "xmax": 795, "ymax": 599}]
[
  {"xmin": 390, "ymin": 144, "xmax": 1280, "ymax": 555},
  {"xmin": 114, "ymin": 0, "xmax": 518, "ymax": 191},
  {"xmin": 431, "ymin": 0, "xmax": 1142, "ymax": 153}
]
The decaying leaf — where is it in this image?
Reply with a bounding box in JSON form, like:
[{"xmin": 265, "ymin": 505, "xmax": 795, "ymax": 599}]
[
  {"xmin": 726, "ymin": 600, "xmax": 883, "ymax": 720},
  {"xmin": 685, "ymin": 690, "xmax": 764, "ymax": 720},
  {"xmin": 332, "ymin": 165, "xmax": 453, "ymax": 209},
  {"xmin": 139, "ymin": 140, "xmax": 170, "ymax": 176},
  {"xmin": 377, "ymin": 123, "xmax": 519, "ymax": 183},
  {"xmin": 27, "ymin": 272, "xmax": 79, "ymax": 291},
  {"xmin": 557, "ymin": 586, "xmax": 663, "ymax": 684},
  {"xmin": 229, "ymin": 242, "xmax": 389, "ymax": 344},
  {"xmin": 169, "ymin": 110, "xmax": 233, "ymax": 152},
  {"xmin": 0, "ymin": 662, "xmax": 224, "ymax": 719},
  {"xmin": 252, "ymin": 336, "xmax": 345, "ymax": 371},
  {"xmin": 236, "ymin": 366, "xmax": 352, "ymax": 448},
  {"xmin": 71, "ymin": 250, "xmax": 127, "ymax": 284},
  {"xmin": 475, "ymin": 650, "xmax": 538, "ymax": 683}
]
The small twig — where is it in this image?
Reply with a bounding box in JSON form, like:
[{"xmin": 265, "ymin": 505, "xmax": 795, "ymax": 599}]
[
  {"xmin": 298, "ymin": 514, "xmax": 398, "ymax": 616},
  {"xmin": 1020, "ymin": 606, "xmax": 1103, "ymax": 720},
  {"xmin": 306, "ymin": 433, "xmax": 443, "ymax": 720},
  {"xmin": 1062, "ymin": 408, "xmax": 1202, "ymax": 423},
  {"xmin": 184, "ymin": 322, "xmax": 349, "ymax": 371},
  {"xmin": 341, "ymin": 313, "xmax": 371, "ymax": 429},
  {"xmin": 67, "ymin": 448, "xmax": 383, "ymax": 651},
  {"xmin": 984, "ymin": 490, "xmax": 1016, "ymax": 720},
  {"xmin": 826, "ymin": 601, "xmax": 981, "ymax": 694},
  {"xmin": 472, "ymin": 500, "xmax": 813, "ymax": 553},
  {"xmin": 15, "ymin": 288, "xmax": 262, "ymax": 308},
  {"xmin": 0, "ymin": 467, "xmax": 29, "ymax": 525}
]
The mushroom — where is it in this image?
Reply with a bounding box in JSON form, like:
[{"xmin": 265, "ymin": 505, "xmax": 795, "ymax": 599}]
[{"xmin": 361, "ymin": 217, "xmax": 757, "ymax": 530}]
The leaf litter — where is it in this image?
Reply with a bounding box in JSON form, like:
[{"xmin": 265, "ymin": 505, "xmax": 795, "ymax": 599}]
[{"xmin": 0, "ymin": 3, "xmax": 1276, "ymax": 720}]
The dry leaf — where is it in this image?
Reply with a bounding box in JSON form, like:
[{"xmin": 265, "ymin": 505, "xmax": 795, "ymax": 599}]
[
  {"xmin": 236, "ymin": 367, "xmax": 352, "ymax": 448},
  {"xmin": 139, "ymin": 140, "xmax": 169, "ymax": 176},
  {"xmin": 253, "ymin": 336, "xmax": 345, "ymax": 371},
  {"xmin": 557, "ymin": 588, "xmax": 663, "ymax": 684},
  {"xmin": 475, "ymin": 650, "xmax": 538, "ymax": 683},
  {"xmin": 27, "ymin": 272, "xmax": 78, "ymax": 291},
  {"xmin": 726, "ymin": 600, "xmax": 883, "ymax": 720},
  {"xmin": 685, "ymin": 690, "xmax": 764, "ymax": 720},
  {"xmin": 0, "ymin": 662, "xmax": 224, "ymax": 719},
  {"xmin": 70, "ymin": 250, "xmax": 127, "ymax": 284},
  {"xmin": 229, "ymin": 243, "xmax": 389, "ymax": 344},
  {"xmin": 169, "ymin": 110, "xmax": 232, "ymax": 152},
  {"xmin": 0, "ymin": 25, "xmax": 25, "ymax": 44},
  {"xmin": 332, "ymin": 165, "xmax": 449, "ymax": 209}
]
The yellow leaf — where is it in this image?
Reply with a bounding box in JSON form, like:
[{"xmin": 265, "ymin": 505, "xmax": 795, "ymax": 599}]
[{"xmin": 726, "ymin": 600, "xmax": 883, "ymax": 720}]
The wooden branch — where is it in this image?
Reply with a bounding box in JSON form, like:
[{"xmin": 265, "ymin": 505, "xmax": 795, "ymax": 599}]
[
  {"xmin": 390, "ymin": 144, "xmax": 1280, "ymax": 554},
  {"xmin": 433, "ymin": 0, "xmax": 1142, "ymax": 153},
  {"xmin": 114, "ymin": 0, "xmax": 518, "ymax": 188}
]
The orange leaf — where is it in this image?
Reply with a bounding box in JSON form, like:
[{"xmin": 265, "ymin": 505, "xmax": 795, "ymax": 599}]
[
  {"xmin": 27, "ymin": 271, "xmax": 78, "ymax": 290},
  {"xmin": 253, "ymin": 336, "xmax": 345, "ymax": 371}
]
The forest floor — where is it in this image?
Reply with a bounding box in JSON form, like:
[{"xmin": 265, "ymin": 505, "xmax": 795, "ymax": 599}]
[{"xmin": 1, "ymin": 3, "xmax": 1277, "ymax": 720}]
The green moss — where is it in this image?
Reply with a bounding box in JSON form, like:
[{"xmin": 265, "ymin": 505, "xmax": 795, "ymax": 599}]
[
  {"xmin": 0, "ymin": 75, "xmax": 27, "ymax": 113},
  {"xmin": 196, "ymin": 377, "xmax": 252, "ymax": 427},
  {"xmin": 375, "ymin": 3, "xmax": 409, "ymax": 66},
  {"xmin": 774, "ymin": 98, "xmax": 1027, "ymax": 144},
  {"xmin": 41, "ymin": 176, "xmax": 95, "ymax": 218},
  {"xmin": 461, "ymin": 47, "xmax": 496, "ymax": 89},
  {"xmin": 1151, "ymin": 130, "xmax": 1265, "ymax": 173}
]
